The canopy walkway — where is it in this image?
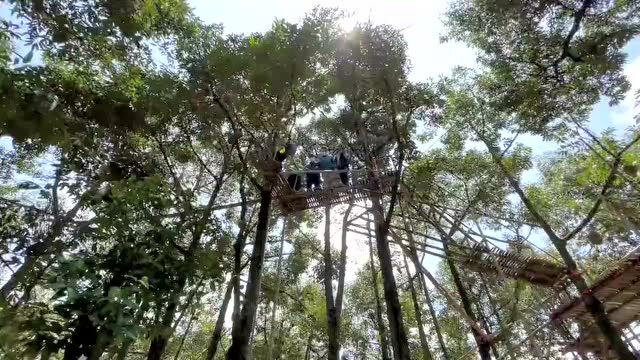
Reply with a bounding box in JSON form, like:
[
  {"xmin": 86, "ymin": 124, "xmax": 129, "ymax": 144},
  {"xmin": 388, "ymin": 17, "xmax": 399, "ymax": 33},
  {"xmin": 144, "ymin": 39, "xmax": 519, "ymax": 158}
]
[
  {"xmin": 260, "ymin": 159, "xmax": 396, "ymax": 213},
  {"xmin": 457, "ymin": 242, "xmax": 568, "ymax": 287},
  {"xmin": 349, "ymin": 221, "xmax": 568, "ymax": 288},
  {"xmin": 552, "ymin": 251, "xmax": 640, "ymax": 356}
]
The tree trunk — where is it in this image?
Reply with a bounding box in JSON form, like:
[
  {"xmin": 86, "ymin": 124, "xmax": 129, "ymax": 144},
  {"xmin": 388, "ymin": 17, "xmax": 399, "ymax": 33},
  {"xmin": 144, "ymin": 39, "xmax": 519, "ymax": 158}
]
[
  {"xmin": 474, "ymin": 297, "xmax": 499, "ymax": 359},
  {"xmin": 40, "ymin": 347, "xmax": 53, "ymax": 360},
  {"xmin": 304, "ymin": 333, "xmax": 313, "ymax": 360},
  {"xmin": 402, "ymin": 253, "xmax": 433, "ymax": 360},
  {"xmin": 146, "ymin": 297, "xmax": 180, "ymax": 360},
  {"xmin": 226, "ymin": 189, "xmax": 272, "ymax": 360},
  {"xmin": 146, "ymin": 275, "xmax": 204, "ymax": 360},
  {"xmin": 171, "ymin": 278, "xmax": 204, "ymax": 332},
  {"xmin": 173, "ymin": 307, "xmax": 197, "ymax": 360},
  {"xmin": 206, "ymin": 278, "xmax": 234, "ymax": 360},
  {"xmin": 323, "ymin": 206, "xmax": 340, "ymax": 360},
  {"xmin": 400, "ymin": 206, "xmax": 450, "ymax": 360},
  {"xmin": 1, "ymin": 168, "xmax": 105, "ymax": 302},
  {"xmin": 232, "ymin": 176, "xmax": 250, "ymax": 326},
  {"xmin": 367, "ymin": 216, "xmax": 392, "ymax": 360},
  {"xmin": 412, "ymin": 251, "xmax": 449, "ymax": 360},
  {"xmin": 63, "ymin": 313, "xmax": 98, "ymax": 360},
  {"xmin": 370, "ymin": 196, "xmax": 411, "ymax": 360},
  {"xmin": 2, "ymin": 240, "xmax": 54, "ymax": 301},
  {"xmin": 335, "ymin": 203, "xmax": 352, "ymax": 319},
  {"xmin": 442, "ymin": 238, "xmax": 491, "ymax": 360},
  {"xmin": 267, "ymin": 218, "xmax": 288, "ymax": 359},
  {"xmin": 88, "ymin": 328, "xmax": 112, "ymax": 360}
]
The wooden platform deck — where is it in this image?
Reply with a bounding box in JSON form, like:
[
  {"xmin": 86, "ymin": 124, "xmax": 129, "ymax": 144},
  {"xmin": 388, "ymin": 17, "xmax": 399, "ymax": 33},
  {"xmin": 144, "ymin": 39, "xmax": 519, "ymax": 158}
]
[
  {"xmin": 552, "ymin": 253, "xmax": 640, "ymax": 354},
  {"xmin": 261, "ymin": 161, "xmax": 396, "ymax": 213}
]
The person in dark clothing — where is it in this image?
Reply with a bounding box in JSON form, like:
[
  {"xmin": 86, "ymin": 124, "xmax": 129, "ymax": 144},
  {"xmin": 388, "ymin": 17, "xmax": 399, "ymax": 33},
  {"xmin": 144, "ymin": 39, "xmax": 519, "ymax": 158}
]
[
  {"xmin": 317, "ymin": 147, "xmax": 336, "ymax": 171},
  {"xmin": 336, "ymin": 151, "xmax": 350, "ymax": 186},
  {"xmin": 305, "ymin": 158, "xmax": 321, "ymax": 191},
  {"xmin": 274, "ymin": 143, "xmax": 298, "ymax": 163},
  {"xmin": 287, "ymin": 173, "xmax": 302, "ymax": 191}
]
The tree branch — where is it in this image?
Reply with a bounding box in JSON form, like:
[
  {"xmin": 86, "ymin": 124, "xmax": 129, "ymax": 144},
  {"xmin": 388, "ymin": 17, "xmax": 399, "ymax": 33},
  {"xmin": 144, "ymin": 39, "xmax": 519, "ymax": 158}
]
[{"xmin": 562, "ymin": 133, "xmax": 640, "ymax": 242}]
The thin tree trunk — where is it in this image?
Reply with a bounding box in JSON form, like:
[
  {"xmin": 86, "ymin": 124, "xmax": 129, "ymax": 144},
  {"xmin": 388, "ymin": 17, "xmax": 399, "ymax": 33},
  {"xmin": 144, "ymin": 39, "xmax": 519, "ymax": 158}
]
[
  {"xmin": 172, "ymin": 278, "xmax": 204, "ymax": 332},
  {"xmin": 400, "ymin": 207, "xmax": 450, "ymax": 360},
  {"xmin": 227, "ymin": 189, "xmax": 272, "ymax": 360},
  {"xmin": 206, "ymin": 278, "xmax": 234, "ymax": 360},
  {"xmin": 267, "ymin": 218, "xmax": 288, "ymax": 359},
  {"xmin": 370, "ymin": 195, "xmax": 411, "ymax": 360},
  {"xmin": 232, "ymin": 176, "xmax": 250, "ymax": 326},
  {"xmin": 40, "ymin": 347, "xmax": 52, "ymax": 360},
  {"xmin": 440, "ymin": 230, "xmax": 491, "ymax": 360},
  {"xmin": 474, "ymin": 296, "xmax": 499, "ymax": 359},
  {"xmin": 367, "ymin": 215, "xmax": 392, "ymax": 360},
  {"xmin": 304, "ymin": 333, "xmax": 313, "ymax": 360},
  {"xmin": 402, "ymin": 253, "xmax": 433, "ymax": 360},
  {"xmin": 146, "ymin": 276, "xmax": 204, "ymax": 360},
  {"xmin": 335, "ymin": 203, "xmax": 352, "ymax": 319},
  {"xmin": 323, "ymin": 206, "xmax": 340, "ymax": 360},
  {"xmin": 413, "ymin": 252, "xmax": 449, "ymax": 359},
  {"xmin": 173, "ymin": 307, "xmax": 197, "ymax": 360},
  {"xmin": 146, "ymin": 291, "xmax": 182, "ymax": 360}
]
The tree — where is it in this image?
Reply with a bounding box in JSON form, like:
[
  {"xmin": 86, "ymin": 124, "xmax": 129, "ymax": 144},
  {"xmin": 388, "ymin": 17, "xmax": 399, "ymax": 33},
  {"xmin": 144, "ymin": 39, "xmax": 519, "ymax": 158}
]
[
  {"xmin": 443, "ymin": 1, "xmax": 640, "ymax": 357},
  {"xmin": 2, "ymin": 2, "xmax": 640, "ymax": 359}
]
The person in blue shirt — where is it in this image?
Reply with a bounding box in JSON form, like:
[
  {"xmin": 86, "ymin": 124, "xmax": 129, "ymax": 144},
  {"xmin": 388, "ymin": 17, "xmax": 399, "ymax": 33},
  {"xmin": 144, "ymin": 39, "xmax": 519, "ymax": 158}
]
[{"xmin": 317, "ymin": 146, "xmax": 336, "ymax": 170}]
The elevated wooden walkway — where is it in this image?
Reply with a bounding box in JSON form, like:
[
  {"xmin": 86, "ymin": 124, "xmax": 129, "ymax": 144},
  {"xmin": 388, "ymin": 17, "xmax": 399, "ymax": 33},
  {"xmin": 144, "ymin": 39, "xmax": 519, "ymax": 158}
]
[
  {"xmin": 552, "ymin": 252, "xmax": 640, "ymax": 355},
  {"xmin": 458, "ymin": 242, "xmax": 568, "ymax": 287},
  {"xmin": 260, "ymin": 160, "xmax": 396, "ymax": 213},
  {"xmin": 358, "ymin": 224, "xmax": 569, "ymax": 287}
]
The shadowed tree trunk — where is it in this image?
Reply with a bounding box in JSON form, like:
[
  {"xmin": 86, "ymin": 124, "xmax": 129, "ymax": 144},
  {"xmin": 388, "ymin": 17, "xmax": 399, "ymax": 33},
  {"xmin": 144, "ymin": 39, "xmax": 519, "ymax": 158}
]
[
  {"xmin": 401, "ymin": 210, "xmax": 449, "ymax": 360},
  {"xmin": 434, "ymin": 223, "xmax": 491, "ymax": 360},
  {"xmin": 206, "ymin": 278, "xmax": 234, "ymax": 360},
  {"xmin": 370, "ymin": 195, "xmax": 411, "ymax": 360},
  {"xmin": 1, "ymin": 165, "xmax": 106, "ymax": 302},
  {"xmin": 267, "ymin": 218, "xmax": 288, "ymax": 359},
  {"xmin": 146, "ymin": 145, "xmax": 227, "ymax": 360},
  {"xmin": 367, "ymin": 215, "xmax": 392, "ymax": 360},
  {"xmin": 173, "ymin": 306, "xmax": 197, "ymax": 360},
  {"xmin": 304, "ymin": 333, "xmax": 313, "ymax": 360},
  {"xmin": 232, "ymin": 176, "xmax": 250, "ymax": 326},
  {"xmin": 336, "ymin": 203, "xmax": 352, "ymax": 319},
  {"xmin": 227, "ymin": 189, "xmax": 273, "ymax": 360},
  {"xmin": 146, "ymin": 282, "xmax": 184, "ymax": 360},
  {"xmin": 402, "ymin": 253, "xmax": 433, "ymax": 360},
  {"xmin": 323, "ymin": 206, "xmax": 340, "ymax": 360}
]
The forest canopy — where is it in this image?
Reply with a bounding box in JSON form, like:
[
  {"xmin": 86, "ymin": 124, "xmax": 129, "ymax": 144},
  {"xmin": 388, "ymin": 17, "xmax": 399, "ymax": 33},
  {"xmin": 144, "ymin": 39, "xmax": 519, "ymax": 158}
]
[{"xmin": 0, "ymin": 0, "xmax": 639, "ymax": 359}]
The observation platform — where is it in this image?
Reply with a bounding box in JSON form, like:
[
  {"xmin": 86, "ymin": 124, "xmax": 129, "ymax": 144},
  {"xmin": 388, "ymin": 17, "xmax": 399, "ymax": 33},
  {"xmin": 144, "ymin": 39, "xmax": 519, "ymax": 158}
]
[{"xmin": 260, "ymin": 159, "xmax": 395, "ymax": 214}]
